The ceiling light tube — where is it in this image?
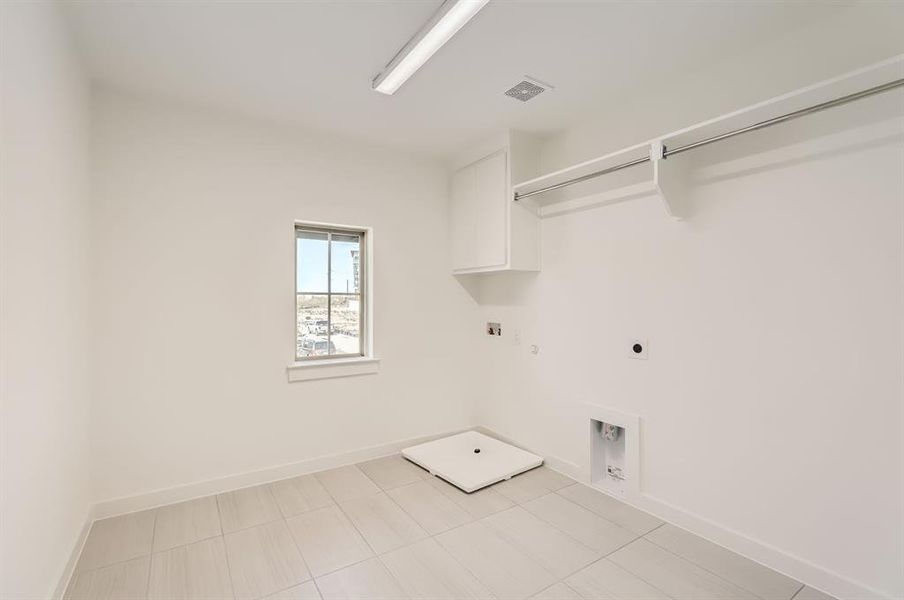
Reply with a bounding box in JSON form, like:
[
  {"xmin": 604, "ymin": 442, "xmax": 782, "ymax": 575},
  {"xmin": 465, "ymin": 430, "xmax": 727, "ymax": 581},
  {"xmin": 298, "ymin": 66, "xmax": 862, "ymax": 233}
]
[{"xmin": 372, "ymin": 0, "xmax": 490, "ymax": 95}]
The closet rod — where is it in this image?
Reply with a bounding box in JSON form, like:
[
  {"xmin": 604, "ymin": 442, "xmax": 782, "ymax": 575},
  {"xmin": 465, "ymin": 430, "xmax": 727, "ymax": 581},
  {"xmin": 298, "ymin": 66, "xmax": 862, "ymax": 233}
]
[{"xmin": 514, "ymin": 77, "xmax": 904, "ymax": 201}]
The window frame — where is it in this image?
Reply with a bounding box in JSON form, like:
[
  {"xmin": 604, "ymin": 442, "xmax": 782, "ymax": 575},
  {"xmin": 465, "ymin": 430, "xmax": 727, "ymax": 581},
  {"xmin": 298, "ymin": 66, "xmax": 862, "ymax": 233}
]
[{"xmin": 294, "ymin": 222, "xmax": 369, "ymax": 362}]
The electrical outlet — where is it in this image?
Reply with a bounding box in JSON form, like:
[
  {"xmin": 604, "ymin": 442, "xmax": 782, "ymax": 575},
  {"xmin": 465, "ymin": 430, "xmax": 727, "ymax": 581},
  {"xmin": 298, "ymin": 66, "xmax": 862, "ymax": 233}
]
[
  {"xmin": 487, "ymin": 322, "xmax": 501, "ymax": 336},
  {"xmin": 629, "ymin": 338, "xmax": 648, "ymax": 359}
]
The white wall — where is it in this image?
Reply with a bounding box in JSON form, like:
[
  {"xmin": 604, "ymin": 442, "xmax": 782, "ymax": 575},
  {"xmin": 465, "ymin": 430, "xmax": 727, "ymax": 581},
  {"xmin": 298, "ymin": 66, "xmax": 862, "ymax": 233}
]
[
  {"xmin": 474, "ymin": 6, "xmax": 904, "ymax": 600},
  {"xmin": 0, "ymin": 2, "xmax": 93, "ymax": 598},
  {"xmin": 89, "ymin": 91, "xmax": 483, "ymax": 503}
]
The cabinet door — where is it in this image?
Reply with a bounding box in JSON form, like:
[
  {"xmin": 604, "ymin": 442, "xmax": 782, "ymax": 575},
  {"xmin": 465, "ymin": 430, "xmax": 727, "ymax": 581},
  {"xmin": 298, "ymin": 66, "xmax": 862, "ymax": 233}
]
[
  {"xmin": 450, "ymin": 149, "xmax": 508, "ymax": 272},
  {"xmin": 450, "ymin": 162, "xmax": 477, "ymax": 271},
  {"xmin": 472, "ymin": 150, "xmax": 508, "ymax": 269}
]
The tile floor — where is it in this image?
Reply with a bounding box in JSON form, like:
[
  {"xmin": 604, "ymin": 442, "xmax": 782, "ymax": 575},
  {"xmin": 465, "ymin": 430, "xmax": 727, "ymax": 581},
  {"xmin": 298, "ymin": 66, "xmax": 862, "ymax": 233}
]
[{"xmin": 65, "ymin": 456, "xmax": 836, "ymax": 600}]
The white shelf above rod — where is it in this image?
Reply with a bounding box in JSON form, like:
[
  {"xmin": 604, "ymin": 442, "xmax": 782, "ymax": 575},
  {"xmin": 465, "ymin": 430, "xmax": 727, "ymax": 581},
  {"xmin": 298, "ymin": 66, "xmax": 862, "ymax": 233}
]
[{"xmin": 513, "ymin": 54, "xmax": 904, "ymax": 219}]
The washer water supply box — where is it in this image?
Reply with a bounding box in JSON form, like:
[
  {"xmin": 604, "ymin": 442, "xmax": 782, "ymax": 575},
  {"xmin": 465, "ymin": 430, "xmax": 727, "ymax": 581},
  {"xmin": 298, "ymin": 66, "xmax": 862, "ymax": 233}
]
[{"xmin": 402, "ymin": 431, "xmax": 543, "ymax": 493}]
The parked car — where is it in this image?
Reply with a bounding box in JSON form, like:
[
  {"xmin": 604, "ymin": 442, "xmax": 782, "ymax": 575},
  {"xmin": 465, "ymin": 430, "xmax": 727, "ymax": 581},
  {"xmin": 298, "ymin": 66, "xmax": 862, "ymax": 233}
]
[
  {"xmin": 313, "ymin": 320, "xmax": 329, "ymax": 335},
  {"xmin": 298, "ymin": 336, "xmax": 336, "ymax": 357}
]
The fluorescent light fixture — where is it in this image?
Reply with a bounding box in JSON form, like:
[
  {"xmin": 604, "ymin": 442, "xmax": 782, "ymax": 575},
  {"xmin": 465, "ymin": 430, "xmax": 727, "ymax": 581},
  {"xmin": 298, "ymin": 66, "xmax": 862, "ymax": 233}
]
[{"xmin": 372, "ymin": 0, "xmax": 490, "ymax": 95}]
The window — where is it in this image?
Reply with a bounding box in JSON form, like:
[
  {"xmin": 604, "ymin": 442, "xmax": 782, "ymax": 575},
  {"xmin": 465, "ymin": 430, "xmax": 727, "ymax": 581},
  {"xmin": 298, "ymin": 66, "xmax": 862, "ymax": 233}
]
[{"xmin": 295, "ymin": 224, "xmax": 366, "ymax": 361}]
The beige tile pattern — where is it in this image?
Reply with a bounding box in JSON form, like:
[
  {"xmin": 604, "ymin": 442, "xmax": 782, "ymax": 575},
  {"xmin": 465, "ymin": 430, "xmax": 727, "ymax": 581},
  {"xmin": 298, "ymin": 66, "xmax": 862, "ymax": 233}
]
[
  {"xmin": 218, "ymin": 485, "xmax": 283, "ymax": 533},
  {"xmin": 380, "ymin": 538, "xmax": 493, "ymax": 600},
  {"xmin": 147, "ymin": 537, "xmax": 234, "ymax": 599},
  {"xmin": 315, "ymin": 558, "xmax": 409, "ymax": 600},
  {"xmin": 565, "ymin": 558, "xmax": 671, "ymax": 600},
  {"xmin": 794, "ymin": 586, "xmax": 837, "ymax": 600},
  {"xmin": 76, "ymin": 510, "xmax": 156, "ymax": 573},
  {"xmin": 315, "ymin": 465, "xmax": 381, "ymax": 502},
  {"xmin": 436, "ymin": 520, "xmax": 557, "ymax": 599},
  {"xmin": 338, "ymin": 493, "xmax": 428, "ymax": 554},
  {"xmin": 522, "ymin": 492, "xmax": 637, "ymax": 555},
  {"xmin": 387, "ymin": 481, "xmax": 472, "ymax": 534},
  {"xmin": 425, "ymin": 475, "xmax": 514, "ymax": 519},
  {"xmin": 286, "ymin": 504, "xmax": 373, "ymax": 577},
  {"xmin": 646, "ymin": 524, "xmax": 802, "ymax": 600},
  {"xmin": 65, "ymin": 556, "xmax": 150, "ymax": 600},
  {"xmin": 494, "ymin": 467, "xmax": 573, "ymax": 504},
  {"xmin": 483, "ymin": 506, "xmax": 599, "ymax": 578},
  {"xmin": 66, "ymin": 451, "xmax": 807, "ymax": 600},
  {"xmin": 270, "ymin": 474, "xmax": 334, "ymax": 518},
  {"xmin": 531, "ymin": 582, "xmax": 583, "ymax": 600},
  {"xmin": 556, "ymin": 484, "xmax": 663, "ymax": 535},
  {"xmin": 224, "ymin": 520, "xmax": 311, "ymax": 600},
  {"xmin": 153, "ymin": 495, "xmax": 221, "ymax": 552},
  {"xmin": 358, "ymin": 455, "xmax": 428, "ymax": 490},
  {"xmin": 263, "ymin": 581, "xmax": 323, "ymax": 600},
  {"xmin": 609, "ymin": 539, "xmax": 758, "ymax": 600}
]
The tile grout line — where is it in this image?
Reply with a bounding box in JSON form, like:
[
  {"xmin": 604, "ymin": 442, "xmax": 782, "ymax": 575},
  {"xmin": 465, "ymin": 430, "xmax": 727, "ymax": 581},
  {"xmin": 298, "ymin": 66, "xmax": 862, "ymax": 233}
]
[
  {"xmin": 637, "ymin": 527, "xmax": 796, "ymax": 600},
  {"xmin": 523, "ymin": 488, "xmax": 642, "ymax": 549},
  {"xmin": 555, "ymin": 480, "xmax": 805, "ymax": 600},
  {"xmin": 606, "ymin": 539, "xmax": 765, "ymax": 600},
  {"xmin": 214, "ymin": 494, "xmax": 238, "ymax": 600},
  {"xmin": 325, "ymin": 481, "xmax": 427, "ymax": 595},
  {"xmin": 143, "ymin": 509, "xmax": 159, "ymax": 599},
  {"xmin": 277, "ymin": 510, "xmax": 317, "ymax": 592},
  {"xmin": 373, "ymin": 465, "xmax": 584, "ymax": 598},
  {"xmin": 71, "ymin": 455, "xmax": 810, "ymax": 600}
]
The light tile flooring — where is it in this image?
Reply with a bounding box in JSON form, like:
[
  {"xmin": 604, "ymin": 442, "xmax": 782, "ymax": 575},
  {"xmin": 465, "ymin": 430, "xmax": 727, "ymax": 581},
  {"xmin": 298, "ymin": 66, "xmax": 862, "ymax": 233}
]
[{"xmin": 66, "ymin": 456, "xmax": 836, "ymax": 600}]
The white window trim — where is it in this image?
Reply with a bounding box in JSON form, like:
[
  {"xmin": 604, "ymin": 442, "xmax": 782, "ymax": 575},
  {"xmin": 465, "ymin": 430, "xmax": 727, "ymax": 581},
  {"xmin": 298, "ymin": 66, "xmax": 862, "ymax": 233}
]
[
  {"xmin": 287, "ymin": 356, "xmax": 380, "ymax": 382},
  {"xmin": 288, "ymin": 220, "xmax": 376, "ymax": 382}
]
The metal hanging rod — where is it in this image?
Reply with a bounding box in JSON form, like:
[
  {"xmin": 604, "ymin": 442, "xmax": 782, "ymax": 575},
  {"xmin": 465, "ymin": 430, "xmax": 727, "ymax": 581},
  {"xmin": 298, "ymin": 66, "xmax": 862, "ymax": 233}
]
[{"xmin": 514, "ymin": 77, "xmax": 904, "ymax": 201}]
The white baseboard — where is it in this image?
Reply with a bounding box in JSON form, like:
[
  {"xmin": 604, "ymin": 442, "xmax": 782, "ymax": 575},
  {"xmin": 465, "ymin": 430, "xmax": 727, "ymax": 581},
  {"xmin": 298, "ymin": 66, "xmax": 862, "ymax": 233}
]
[
  {"xmin": 53, "ymin": 506, "xmax": 95, "ymax": 600},
  {"xmin": 59, "ymin": 426, "xmax": 472, "ymax": 595},
  {"xmin": 65, "ymin": 424, "xmax": 892, "ymax": 600},
  {"xmin": 627, "ymin": 493, "xmax": 892, "ymax": 600},
  {"xmin": 476, "ymin": 426, "xmax": 891, "ymax": 600},
  {"xmin": 93, "ymin": 426, "xmax": 470, "ymax": 519}
]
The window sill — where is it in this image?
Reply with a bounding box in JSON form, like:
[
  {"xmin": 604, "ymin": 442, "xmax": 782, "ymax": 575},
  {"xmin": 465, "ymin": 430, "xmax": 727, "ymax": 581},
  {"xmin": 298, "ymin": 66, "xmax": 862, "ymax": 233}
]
[{"xmin": 286, "ymin": 357, "xmax": 380, "ymax": 382}]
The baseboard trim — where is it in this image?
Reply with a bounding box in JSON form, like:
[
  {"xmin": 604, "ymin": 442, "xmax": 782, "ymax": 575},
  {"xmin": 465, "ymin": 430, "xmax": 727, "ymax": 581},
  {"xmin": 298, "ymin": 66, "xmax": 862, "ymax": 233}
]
[
  {"xmin": 52, "ymin": 506, "xmax": 95, "ymax": 600},
  {"xmin": 67, "ymin": 424, "xmax": 892, "ymax": 600},
  {"xmin": 93, "ymin": 426, "xmax": 470, "ymax": 520},
  {"xmin": 476, "ymin": 426, "xmax": 891, "ymax": 600},
  {"xmin": 61, "ymin": 426, "xmax": 472, "ymax": 595}
]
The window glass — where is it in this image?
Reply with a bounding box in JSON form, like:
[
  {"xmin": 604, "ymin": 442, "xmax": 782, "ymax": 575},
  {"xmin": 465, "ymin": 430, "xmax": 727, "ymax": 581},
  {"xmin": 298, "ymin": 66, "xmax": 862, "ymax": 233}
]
[
  {"xmin": 329, "ymin": 294, "xmax": 360, "ymax": 355},
  {"xmin": 296, "ymin": 230, "xmax": 328, "ymax": 293},
  {"xmin": 295, "ymin": 226, "xmax": 365, "ymax": 360},
  {"xmin": 330, "ymin": 234, "xmax": 361, "ymax": 294}
]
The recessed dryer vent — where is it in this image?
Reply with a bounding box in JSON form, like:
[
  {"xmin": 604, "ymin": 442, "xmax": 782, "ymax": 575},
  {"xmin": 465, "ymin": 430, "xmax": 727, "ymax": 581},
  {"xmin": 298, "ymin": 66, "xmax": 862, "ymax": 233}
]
[{"xmin": 587, "ymin": 405, "xmax": 640, "ymax": 497}]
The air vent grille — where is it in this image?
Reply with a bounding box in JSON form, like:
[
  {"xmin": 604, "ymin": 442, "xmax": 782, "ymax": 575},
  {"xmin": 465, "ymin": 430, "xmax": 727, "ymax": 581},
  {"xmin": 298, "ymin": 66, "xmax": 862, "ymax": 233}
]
[{"xmin": 505, "ymin": 80, "xmax": 546, "ymax": 102}]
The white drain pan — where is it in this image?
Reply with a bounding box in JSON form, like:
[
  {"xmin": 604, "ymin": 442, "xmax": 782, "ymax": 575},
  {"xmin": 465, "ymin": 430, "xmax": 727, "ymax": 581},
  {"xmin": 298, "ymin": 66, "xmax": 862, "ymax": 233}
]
[{"xmin": 402, "ymin": 431, "xmax": 542, "ymax": 493}]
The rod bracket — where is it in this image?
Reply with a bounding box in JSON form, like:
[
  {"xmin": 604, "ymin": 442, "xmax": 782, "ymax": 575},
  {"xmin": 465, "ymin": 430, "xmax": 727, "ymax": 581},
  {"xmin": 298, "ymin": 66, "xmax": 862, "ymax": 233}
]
[{"xmin": 650, "ymin": 140, "xmax": 666, "ymax": 161}]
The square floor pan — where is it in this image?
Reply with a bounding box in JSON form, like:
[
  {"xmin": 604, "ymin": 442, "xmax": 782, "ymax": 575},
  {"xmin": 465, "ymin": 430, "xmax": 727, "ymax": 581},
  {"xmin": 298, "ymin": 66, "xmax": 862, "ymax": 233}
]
[{"xmin": 402, "ymin": 431, "xmax": 542, "ymax": 493}]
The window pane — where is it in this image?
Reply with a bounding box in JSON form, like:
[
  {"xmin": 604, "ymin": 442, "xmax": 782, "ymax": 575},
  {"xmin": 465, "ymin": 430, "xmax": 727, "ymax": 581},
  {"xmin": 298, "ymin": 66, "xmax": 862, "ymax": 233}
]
[
  {"xmin": 297, "ymin": 294, "xmax": 329, "ymax": 357},
  {"xmin": 329, "ymin": 294, "xmax": 361, "ymax": 355},
  {"xmin": 296, "ymin": 230, "xmax": 328, "ymax": 293},
  {"xmin": 330, "ymin": 234, "xmax": 361, "ymax": 294}
]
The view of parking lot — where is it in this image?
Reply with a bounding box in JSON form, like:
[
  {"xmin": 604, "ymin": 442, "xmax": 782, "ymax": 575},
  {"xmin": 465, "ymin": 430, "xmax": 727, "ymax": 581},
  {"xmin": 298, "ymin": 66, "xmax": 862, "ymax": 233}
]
[{"xmin": 296, "ymin": 294, "xmax": 360, "ymax": 357}]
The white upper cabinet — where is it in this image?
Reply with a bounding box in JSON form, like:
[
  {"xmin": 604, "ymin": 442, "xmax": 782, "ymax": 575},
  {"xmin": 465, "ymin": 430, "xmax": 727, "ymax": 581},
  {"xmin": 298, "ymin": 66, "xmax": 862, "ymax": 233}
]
[{"xmin": 449, "ymin": 131, "xmax": 541, "ymax": 274}]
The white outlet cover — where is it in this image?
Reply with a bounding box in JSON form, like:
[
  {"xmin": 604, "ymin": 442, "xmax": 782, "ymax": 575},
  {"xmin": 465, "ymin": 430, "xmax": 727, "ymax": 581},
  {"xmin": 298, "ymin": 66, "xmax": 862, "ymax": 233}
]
[{"xmin": 629, "ymin": 339, "xmax": 648, "ymax": 360}]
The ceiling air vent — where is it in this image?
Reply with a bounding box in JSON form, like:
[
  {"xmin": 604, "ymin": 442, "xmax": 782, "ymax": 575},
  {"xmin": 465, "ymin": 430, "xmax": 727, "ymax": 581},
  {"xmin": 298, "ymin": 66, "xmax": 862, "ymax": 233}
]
[{"xmin": 504, "ymin": 77, "xmax": 551, "ymax": 102}]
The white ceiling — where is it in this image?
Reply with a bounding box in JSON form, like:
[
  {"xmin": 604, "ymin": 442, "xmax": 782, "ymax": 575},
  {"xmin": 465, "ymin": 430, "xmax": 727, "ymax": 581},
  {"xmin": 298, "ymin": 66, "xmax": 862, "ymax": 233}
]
[{"xmin": 62, "ymin": 1, "xmax": 843, "ymax": 156}]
